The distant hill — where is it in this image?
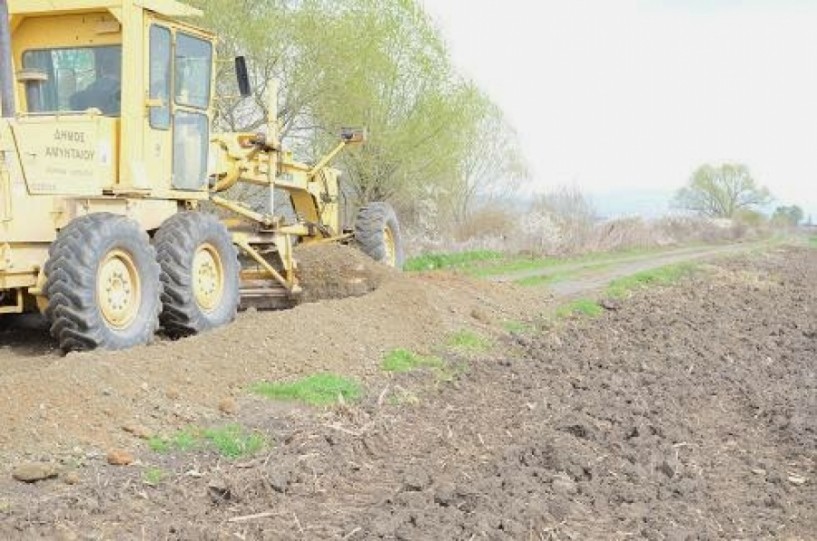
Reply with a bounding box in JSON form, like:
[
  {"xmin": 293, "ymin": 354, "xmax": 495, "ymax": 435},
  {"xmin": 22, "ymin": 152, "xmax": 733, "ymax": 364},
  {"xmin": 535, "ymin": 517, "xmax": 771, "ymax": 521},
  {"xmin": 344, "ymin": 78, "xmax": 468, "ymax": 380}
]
[{"xmin": 590, "ymin": 189, "xmax": 675, "ymax": 220}]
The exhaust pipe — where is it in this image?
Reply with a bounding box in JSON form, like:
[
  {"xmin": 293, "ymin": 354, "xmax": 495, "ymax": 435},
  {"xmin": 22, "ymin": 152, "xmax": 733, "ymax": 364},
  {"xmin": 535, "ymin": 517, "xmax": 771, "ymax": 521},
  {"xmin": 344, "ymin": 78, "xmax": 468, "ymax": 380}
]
[{"xmin": 0, "ymin": 0, "xmax": 15, "ymax": 117}]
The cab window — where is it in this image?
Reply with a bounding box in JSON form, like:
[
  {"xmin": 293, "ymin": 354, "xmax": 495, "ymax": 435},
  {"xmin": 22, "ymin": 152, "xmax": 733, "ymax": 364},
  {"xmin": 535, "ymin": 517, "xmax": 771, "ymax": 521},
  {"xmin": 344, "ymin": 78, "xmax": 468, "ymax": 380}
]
[
  {"xmin": 22, "ymin": 46, "xmax": 122, "ymax": 116},
  {"xmin": 171, "ymin": 32, "xmax": 212, "ymax": 190},
  {"xmin": 149, "ymin": 25, "xmax": 171, "ymax": 129},
  {"xmin": 174, "ymin": 33, "xmax": 212, "ymax": 109}
]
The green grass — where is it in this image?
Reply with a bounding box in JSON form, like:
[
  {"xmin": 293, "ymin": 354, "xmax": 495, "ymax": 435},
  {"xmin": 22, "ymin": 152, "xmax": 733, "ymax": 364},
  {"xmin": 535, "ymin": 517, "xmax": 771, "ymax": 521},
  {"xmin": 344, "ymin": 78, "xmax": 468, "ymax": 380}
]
[
  {"xmin": 606, "ymin": 262, "xmax": 698, "ymax": 299},
  {"xmin": 142, "ymin": 467, "xmax": 165, "ymax": 486},
  {"xmin": 447, "ymin": 330, "xmax": 492, "ymax": 352},
  {"xmin": 250, "ymin": 374, "xmax": 362, "ymax": 406},
  {"xmin": 555, "ymin": 298, "xmax": 604, "ymax": 318},
  {"xmin": 502, "ymin": 320, "xmax": 533, "ymax": 334},
  {"xmin": 513, "ymin": 274, "xmax": 554, "ymax": 287},
  {"xmin": 148, "ymin": 428, "xmax": 198, "ymax": 453},
  {"xmin": 203, "ymin": 425, "xmax": 266, "ymax": 458},
  {"xmin": 512, "ymin": 262, "xmax": 615, "ymax": 287},
  {"xmin": 471, "ymin": 246, "xmax": 660, "ymax": 279},
  {"xmin": 381, "ymin": 348, "xmax": 468, "ymax": 386},
  {"xmin": 382, "ymin": 349, "xmax": 444, "ymax": 372},
  {"xmin": 809, "ymin": 236, "xmax": 817, "ymax": 248},
  {"xmin": 404, "ymin": 250, "xmax": 503, "ymax": 272},
  {"xmin": 148, "ymin": 424, "xmax": 266, "ymax": 459}
]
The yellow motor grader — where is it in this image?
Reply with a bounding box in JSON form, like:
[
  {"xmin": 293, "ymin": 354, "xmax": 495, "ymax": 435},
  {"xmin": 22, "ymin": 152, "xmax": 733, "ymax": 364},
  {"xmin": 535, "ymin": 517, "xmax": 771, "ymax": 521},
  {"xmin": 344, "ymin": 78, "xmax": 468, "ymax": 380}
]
[{"xmin": 0, "ymin": 0, "xmax": 404, "ymax": 351}]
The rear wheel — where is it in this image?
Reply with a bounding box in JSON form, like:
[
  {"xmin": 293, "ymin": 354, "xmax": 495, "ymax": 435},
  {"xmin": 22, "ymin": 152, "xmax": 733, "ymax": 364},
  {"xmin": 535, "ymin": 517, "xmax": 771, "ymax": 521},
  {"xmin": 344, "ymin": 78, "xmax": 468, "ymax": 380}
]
[
  {"xmin": 155, "ymin": 212, "xmax": 240, "ymax": 338},
  {"xmin": 44, "ymin": 213, "xmax": 161, "ymax": 352},
  {"xmin": 354, "ymin": 202, "xmax": 404, "ymax": 268}
]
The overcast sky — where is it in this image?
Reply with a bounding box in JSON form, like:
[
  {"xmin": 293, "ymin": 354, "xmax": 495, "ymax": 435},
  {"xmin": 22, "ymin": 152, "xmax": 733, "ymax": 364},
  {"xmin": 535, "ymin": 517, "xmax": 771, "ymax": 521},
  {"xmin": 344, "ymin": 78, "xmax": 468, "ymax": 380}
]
[{"xmin": 422, "ymin": 0, "xmax": 817, "ymax": 216}]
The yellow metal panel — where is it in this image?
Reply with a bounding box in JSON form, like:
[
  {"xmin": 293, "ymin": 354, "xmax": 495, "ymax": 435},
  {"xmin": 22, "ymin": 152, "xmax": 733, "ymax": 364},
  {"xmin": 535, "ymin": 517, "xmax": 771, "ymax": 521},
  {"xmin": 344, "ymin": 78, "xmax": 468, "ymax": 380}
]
[
  {"xmin": 59, "ymin": 197, "xmax": 178, "ymax": 230},
  {"xmin": 8, "ymin": 1, "xmax": 201, "ymax": 18},
  {"xmin": 11, "ymin": 13, "xmax": 122, "ymax": 51},
  {"xmin": 12, "ymin": 116, "xmax": 117, "ymax": 195},
  {"xmin": 0, "ymin": 167, "xmax": 10, "ymax": 221},
  {"xmin": 118, "ymin": 2, "xmax": 145, "ymax": 190},
  {"xmin": 135, "ymin": 0, "xmax": 202, "ymax": 17}
]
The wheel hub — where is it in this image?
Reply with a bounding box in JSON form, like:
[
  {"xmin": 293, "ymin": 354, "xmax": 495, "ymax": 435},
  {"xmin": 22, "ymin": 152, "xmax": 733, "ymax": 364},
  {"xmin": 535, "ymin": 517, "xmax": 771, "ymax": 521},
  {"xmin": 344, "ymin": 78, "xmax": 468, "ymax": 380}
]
[
  {"xmin": 97, "ymin": 250, "xmax": 141, "ymax": 329},
  {"xmin": 193, "ymin": 243, "xmax": 224, "ymax": 312}
]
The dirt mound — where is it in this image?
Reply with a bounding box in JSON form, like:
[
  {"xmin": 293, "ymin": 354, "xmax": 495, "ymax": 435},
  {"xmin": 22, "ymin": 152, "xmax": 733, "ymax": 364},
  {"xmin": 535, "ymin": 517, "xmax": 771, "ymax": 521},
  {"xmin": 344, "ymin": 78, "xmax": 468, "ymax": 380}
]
[
  {"xmin": 294, "ymin": 243, "xmax": 394, "ymax": 303},
  {"xmin": 0, "ymin": 248, "xmax": 813, "ymax": 539},
  {"xmin": 0, "ymin": 246, "xmax": 538, "ymax": 459}
]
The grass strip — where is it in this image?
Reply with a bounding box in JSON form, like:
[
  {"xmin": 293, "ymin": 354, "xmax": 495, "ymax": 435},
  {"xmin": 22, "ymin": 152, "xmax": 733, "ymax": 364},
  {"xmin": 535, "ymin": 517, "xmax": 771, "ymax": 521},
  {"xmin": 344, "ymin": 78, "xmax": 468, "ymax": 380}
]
[
  {"xmin": 251, "ymin": 374, "xmax": 362, "ymax": 406},
  {"xmin": 555, "ymin": 298, "xmax": 604, "ymax": 319},
  {"xmin": 148, "ymin": 424, "xmax": 265, "ymax": 459},
  {"xmin": 382, "ymin": 349, "xmax": 444, "ymax": 372},
  {"xmin": 606, "ymin": 262, "xmax": 698, "ymax": 299},
  {"xmin": 404, "ymin": 250, "xmax": 503, "ymax": 272}
]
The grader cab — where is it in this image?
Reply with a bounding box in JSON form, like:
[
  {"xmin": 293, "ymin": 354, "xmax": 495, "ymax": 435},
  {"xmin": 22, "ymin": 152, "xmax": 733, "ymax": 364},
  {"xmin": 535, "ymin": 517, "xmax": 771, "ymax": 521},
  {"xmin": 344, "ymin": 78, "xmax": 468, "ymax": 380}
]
[{"xmin": 0, "ymin": 0, "xmax": 404, "ymax": 351}]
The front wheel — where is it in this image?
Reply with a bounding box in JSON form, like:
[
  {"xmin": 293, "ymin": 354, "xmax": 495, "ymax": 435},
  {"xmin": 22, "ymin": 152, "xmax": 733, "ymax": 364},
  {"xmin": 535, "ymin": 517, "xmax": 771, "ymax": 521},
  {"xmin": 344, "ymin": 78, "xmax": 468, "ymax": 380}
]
[
  {"xmin": 44, "ymin": 213, "xmax": 162, "ymax": 352},
  {"xmin": 155, "ymin": 212, "xmax": 240, "ymax": 338},
  {"xmin": 354, "ymin": 202, "xmax": 405, "ymax": 269}
]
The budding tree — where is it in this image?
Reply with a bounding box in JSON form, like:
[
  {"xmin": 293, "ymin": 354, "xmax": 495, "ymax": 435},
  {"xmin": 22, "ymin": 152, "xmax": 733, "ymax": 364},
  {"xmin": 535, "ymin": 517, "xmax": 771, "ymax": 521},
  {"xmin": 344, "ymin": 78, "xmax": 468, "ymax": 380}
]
[{"xmin": 673, "ymin": 164, "xmax": 772, "ymax": 218}]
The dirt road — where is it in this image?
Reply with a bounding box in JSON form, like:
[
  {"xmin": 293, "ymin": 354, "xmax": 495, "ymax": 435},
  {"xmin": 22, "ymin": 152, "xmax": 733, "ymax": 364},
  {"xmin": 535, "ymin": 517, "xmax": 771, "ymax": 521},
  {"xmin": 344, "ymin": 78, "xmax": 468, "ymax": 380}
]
[
  {"xmin": 491, "ymin": 241, "xmax": 769, "ymax": 295},
  {"xmin": 0, "ymin": 243, "xmax": 814, "ymax": 539}
]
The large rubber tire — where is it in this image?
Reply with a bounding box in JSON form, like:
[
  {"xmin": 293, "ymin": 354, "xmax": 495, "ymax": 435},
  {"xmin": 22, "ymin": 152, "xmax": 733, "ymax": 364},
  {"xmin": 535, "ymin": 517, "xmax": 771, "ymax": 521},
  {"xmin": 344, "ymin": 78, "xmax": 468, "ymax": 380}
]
[
  {"xmin": 354, "ymin": 202, "xmax": 405, "ymax": 268},
  {"xmin": 155, "ymin": 212, "xmax": 240, "ymax": 338},
  {"xmin": 44, "ymin": 213, "xmax": 161, "ymax": 352}
]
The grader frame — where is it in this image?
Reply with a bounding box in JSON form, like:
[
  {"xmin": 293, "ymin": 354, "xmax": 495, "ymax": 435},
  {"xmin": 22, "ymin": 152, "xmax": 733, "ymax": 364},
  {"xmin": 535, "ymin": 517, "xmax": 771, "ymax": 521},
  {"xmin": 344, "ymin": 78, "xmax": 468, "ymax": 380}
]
[{"xmin": 0, "ymin": 0, "xmax": 403, "ymax": 350}]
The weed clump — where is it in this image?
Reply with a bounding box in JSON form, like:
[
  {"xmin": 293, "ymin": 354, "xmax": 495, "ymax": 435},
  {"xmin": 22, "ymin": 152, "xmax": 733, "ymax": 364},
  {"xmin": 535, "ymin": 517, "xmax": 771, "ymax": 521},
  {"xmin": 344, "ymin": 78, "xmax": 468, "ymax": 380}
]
[
  {"xmin": 555, "ymin": 299, "xmax": 603, "ymax": 318},
  {"xmin": 148, "ymin": 424, "xmax": 265, "ymax": 459},
  {"xmin": 251, "ymin": 374, "xmax": 362, "ymax": 406},
  {"xmin": 382, "ymin": 349, "xmax": 444, "ymax": 372},
  {"xmin": 447, "ymin": 330, "xmax": 492, "ymax": 352}
]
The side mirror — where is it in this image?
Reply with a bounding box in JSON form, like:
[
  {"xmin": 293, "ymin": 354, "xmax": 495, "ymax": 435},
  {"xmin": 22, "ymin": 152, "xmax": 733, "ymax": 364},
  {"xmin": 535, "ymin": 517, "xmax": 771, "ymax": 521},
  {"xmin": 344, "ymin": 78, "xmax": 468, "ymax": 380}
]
[
  {"xmin": 235, "ymin": 56, "xmax": 252, "ymax": 98},
  {"xmin": 340, "ymin": 127, "xmax": 367, "ymax": 144}
]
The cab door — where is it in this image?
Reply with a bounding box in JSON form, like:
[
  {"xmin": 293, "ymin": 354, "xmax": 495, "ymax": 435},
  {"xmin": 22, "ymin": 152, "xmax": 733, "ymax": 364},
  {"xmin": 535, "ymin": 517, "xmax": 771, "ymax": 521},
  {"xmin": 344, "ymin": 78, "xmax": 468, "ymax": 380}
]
[
  {"xmin": 144, "ymin": 24, "xmax": 213, "ymax": 195},
  {"xmin": 144, "ymin": 23, "xmax": 173, "ymax": 192},
  {"xmin": 170, "ymin": 31, "xmax": 212, "ymax": 192}
]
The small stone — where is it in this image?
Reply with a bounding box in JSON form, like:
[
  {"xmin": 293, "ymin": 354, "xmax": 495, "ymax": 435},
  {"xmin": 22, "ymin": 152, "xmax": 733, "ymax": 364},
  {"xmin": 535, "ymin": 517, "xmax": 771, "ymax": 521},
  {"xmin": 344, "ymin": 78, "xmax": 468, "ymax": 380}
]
[
  {"xmin": 106, "ymin": 449, "xmax": 134, "ymax": 466},
  {"xmin": 12, "ymin": 463, "xmax": 58, "ymax": 483},
  {"xmin": 122, "ymin": 424, "xmax": 153, "ymax": 440},
  {"xmin": 787, "ymin": 474, "xmax": 807, "ymax": 486},
  {"xmin": 751, "ymin": 468, "xmax": 767, "ymax": 476},
  {"xmin": 269, "ymin": 470, "xmax": 290, "ymax": 493},
  {"xmin": 600, "ymin": 298, "xmax": 621, "ymax": 311},
  {"xmin": 402, "ymin": 467, "xmax": 431, "ymax": 492},
  {"xmin": 63, "ymin": 471, "xmax": 80, "ymax": 485},
  {"xmin": 434, "ymin": 483, "xmax": 457, "ymax": 506},
  {"xmin": 218, "ymin": 398, "xmax": 237, "ymax": 415},
  {"xmin": 208, "ymin": 478, "xmax": 232, "ymax": 504},
  {"xmin": 551, "ymin": 474, "xmax": 578, "ymax": 495},
  {"xmin": 166, "ymin": 388, "xmax": 180, "ymax": 400},
  {"xmin": 657, "ymin": 460, "xmax": 676, "ymax": 478},
  {"xmin": 470, "ymin": 307, "xmax": 491, "ymax": 323}
]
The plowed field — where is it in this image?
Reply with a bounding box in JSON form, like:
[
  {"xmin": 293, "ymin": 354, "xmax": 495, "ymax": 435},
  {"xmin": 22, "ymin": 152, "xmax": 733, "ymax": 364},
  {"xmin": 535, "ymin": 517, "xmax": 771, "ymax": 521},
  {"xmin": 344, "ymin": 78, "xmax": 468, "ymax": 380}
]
[{"xmin": 0, "ymin": 245, "xmax": 814, "ymax": 540}]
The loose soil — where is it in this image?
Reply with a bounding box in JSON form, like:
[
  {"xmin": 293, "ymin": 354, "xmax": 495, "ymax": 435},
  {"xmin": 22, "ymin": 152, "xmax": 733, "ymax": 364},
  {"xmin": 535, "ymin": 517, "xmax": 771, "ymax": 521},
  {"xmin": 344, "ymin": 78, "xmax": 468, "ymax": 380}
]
[{"xmin": 0, "ymin": 245, "xmax": 814, "ymax": 540}]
